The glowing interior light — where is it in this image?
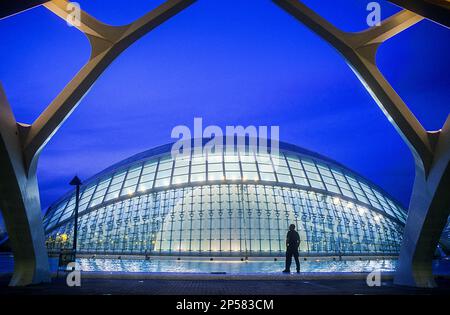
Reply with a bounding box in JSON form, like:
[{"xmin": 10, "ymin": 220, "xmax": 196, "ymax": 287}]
[
  {"xmin": 358, "ymin": 207, "xmax": 367, "ymax": 215},
  {"xmin": 43, "ymin": 143, "xmax": 408, "ymax": 258},
  {"xmin": 333, "ymin": 197, "xmax": 340, "ymax": 205},
  {"xmin": 60, "ymin": 233, "xmax": 68, "ymax": 242}
]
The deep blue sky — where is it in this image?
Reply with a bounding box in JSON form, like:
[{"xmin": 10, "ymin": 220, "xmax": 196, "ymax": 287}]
[{"xmin": 0, "ymin": 0, "xmax": 449, "ymax": 211}]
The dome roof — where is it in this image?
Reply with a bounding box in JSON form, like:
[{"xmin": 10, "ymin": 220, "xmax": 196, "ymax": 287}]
[{"xmin": 43, "ymin": 139, "xmax": 407, "ymax": 233}]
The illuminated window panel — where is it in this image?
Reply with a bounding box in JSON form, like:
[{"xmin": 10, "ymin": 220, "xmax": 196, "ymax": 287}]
[
  {"xmin": 190, "ymin": 172, "xmax": 206, "ymax": 183},
  {"xmin": 226, "ymin": 171, "xmax": 241, "ymax": 181},
  {"xmin": 119, "ymin": 165, "xmax": 142, "ymax": 197},
  {"xmin": 260, "ymin": 172, "xmax": 276, "ymax": 182},
  {"xmin": 170, "ymin": 174, "xmax": 187, "ymax": 185},
  {"xmin": 224, "ymin": 162, "xmax": 240, "ymax": 172},
  {"xmin": 89, "ymin": 178, "xmax": 112, "ymax": 207},
  {"xmin": 241, "ymin": 162, "xmax": 257, "ymax": 172},
  {"xmin": 104, "ymin": 171, "xmax": 127, "ymax": 202},
  {"xmin": 139, "ymin": 160, "xmax": 157, "ymax": 185},
  {"xmin": 258, "ymin": 164, "xmax": 274, "ymax": 173},
  {"xmin": 154, "ymin": 158, "xmax": 173, "ymax": 188},
  {"xmin": 58, "ymin": 195, "xmax": 76, "ymax": 223},
  {"xmin": 242, "ymin": 171, "xmax": 259, "ymax": 181},
  {"xmin": 46, "ymin": 201, "xmax": 68, "ymax": 230},
  {"xmin": 208, "ymin": 172, "xmax": 224, "ymax": 181}
]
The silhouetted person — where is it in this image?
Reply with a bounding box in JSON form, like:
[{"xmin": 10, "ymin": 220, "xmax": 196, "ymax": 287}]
[{"xmin": 282, "ymin": 224, "xmax": 300, "ymax": 273}]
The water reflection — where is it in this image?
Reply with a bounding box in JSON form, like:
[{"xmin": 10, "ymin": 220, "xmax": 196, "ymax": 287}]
[
  {"xmin": 1, "ymin": 255, "xmax": 448, "ymax": 274},
  {"xmin": 75, "ymin": 258, "xmax": 397, "ymax": 273}
]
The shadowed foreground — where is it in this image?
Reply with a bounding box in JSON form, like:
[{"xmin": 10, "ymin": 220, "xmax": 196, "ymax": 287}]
[{"xmin": 1, "ymin": 276, "xmax": 449, "ymax": 295}]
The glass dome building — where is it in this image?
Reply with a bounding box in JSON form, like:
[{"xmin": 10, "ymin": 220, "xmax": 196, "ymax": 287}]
[{"xmin": 43, "ymin": 140, "xmax": 408, "ymax": 258}]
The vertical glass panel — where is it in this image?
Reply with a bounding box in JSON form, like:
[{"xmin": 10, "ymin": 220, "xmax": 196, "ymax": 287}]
[
  {"xmin": 241, "ymin": 163, "xmax": 257, "ymax": 172},
  {"xmin": 277, "ymin": 174, "xmax": 293, "ymax": 183},
  {"xmin": 242, "ymin": 171, "xmax": 259, "ymax": 181},
  {"xmin": 301, "ymin": 159, "xmax": 325, "ymax": 189},
  {"xmin": 172, "ymin": 156, "xmax": 190, "ymax": 185},
  {"xmin": 360, "ymin": 183, "xmax": 382, "ymax": 210},
  {"xmin": 272, "ymin": 155, "xmax": 292, "ymax": 184},
  {"xmin": 240, "ymin": 153, "xmax": 257, "ymax": 181},
  {"xmin": 207, "ymin": 152, "xmax": 224, "ymax": 182},
  {"xmin": 287, "ymin": 155, "xmax": 309, "ymax": 187},
  {"xmin": 256, "ymin": 154, "xmax": 276, "ymax": 183},
  {"xmin": 386, "ymin": 198, "xmax": 406, "ymax": 222},
  {"xmin": 79, "ymin": 184, "xmax": 96, "ymax": 212},
  {"xmin": 104, "ymin": 171, "xmax": 127, "ymax": 202},
  {"xmin": 190, "ymin": 154, "xmax": 206, "ymax": 183},
  {"xmin": 225, "ymin": 171, "xmax": 241, "ymax": 181},
  {"xmin": 154, "ymin": 158, "xmax": 173, "ymax": 188},
  {"xmin": 172, "ymin": 174, "xmax": 189, "ymax": 185},
  {"xmin": 259, "ymin": 172, "xmax": 275, "ymax": 182},
  {"xmin": 46, "ymin": 200, "xmax": 69, "ymax": 230},
  {"xmin": 138, "ymin": 159, "xmax": 157, "ymax": 192},
  {"xmin": 58, "ymin": 195, "xmax": 76, "ymax": 223},
  {"xmin": 224, "ymin": 154, "xmax": 241, "ymax": 181},
  {"xmin": 208, "ymin": 171, "xmax": 224, "ymax": 181},
  {"xmin": 120, "ymin": 165, "xmax": 143, "ymax": 196},
  {"xmin": 90, "ymin": 177, "xmax": 112, "ymax": 207},
  {"xmin": 373, "ymin": 190, "xmax": 396, "ymax": 218},
  {"xmin": 191, "ymin": 172, "xmax": 206, "ymax": 183}
]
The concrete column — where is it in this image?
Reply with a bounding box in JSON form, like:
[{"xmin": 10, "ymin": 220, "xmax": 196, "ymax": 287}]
[
  {"xmin": 0, "ymin": 85, "xmax": 50, "ymax": 286},
  {"xmin": 396, "ymin": 118, "xmax": 450, "ymax": 287},
  {"xmin": 0, "ymin": 0, "xmax": 196, "ymax": 286},
  {"xmin": 273, "ymin": 0, "xmax": 450, "ymax": 287}
]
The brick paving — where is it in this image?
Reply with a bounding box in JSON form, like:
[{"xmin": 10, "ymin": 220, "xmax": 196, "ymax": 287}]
[{"xmin": 1, "ymin": 276, "xmax": 450, "ymax": 295}]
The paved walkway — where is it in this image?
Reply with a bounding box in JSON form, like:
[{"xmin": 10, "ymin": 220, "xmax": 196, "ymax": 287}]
[{"xmin": 1, "ymin": 275, "xmax": 449, "ymax": 295}]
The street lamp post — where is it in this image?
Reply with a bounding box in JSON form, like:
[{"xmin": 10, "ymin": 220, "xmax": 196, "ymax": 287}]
[{"xmin": 69, "ymin": 176, "xmax": 82, "ymax": 256}]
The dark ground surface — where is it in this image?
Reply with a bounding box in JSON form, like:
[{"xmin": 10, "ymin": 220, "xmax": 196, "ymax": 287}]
[{"xmin": 1, "ymin": 276, "xmax": 450, "ymax": 295}]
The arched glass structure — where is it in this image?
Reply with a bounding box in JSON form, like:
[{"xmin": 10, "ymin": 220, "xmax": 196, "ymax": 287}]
[{"xmin": 43, "ymin": 141, "xmax": 408, "ymax": 257}]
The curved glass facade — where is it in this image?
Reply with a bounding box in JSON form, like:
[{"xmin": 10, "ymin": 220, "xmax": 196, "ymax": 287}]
[{"xmin": 43, "ymin": 141, "xmax": 407, "ymax": 257}]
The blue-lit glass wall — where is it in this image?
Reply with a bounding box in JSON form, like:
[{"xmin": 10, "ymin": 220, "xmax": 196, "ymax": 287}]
[
  {"xmin": 0, "ymin": 213, "xmax": 7, "ymax": 245},
  {"xmin": 43, "ymin": 146, "xmax": 407, "ymax": 257}
]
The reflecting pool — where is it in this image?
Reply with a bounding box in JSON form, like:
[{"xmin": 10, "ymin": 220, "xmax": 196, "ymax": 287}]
[
  {"xmin": 1, "ymin": 254, "xmax": 449, "ymax": 274},
  {"xmin": 75, "ymin": 258, "xmax": 397, "ymax": 273}
]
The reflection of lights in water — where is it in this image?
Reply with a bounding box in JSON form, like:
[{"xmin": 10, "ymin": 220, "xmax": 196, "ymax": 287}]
[
  {"xmin": 43, "ymin": 258, "xmax": 398, "ymax": 273},
  {"xmin": 12, "ymin": 258, "xmax": 450, "ymax": 274}
]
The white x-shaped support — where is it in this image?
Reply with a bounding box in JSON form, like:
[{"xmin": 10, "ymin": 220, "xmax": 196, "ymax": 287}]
[
  {"xmin": 274, "ymin": 0, "xmax": 450, "ymax": 288},
  {"xmin": 0, "ymin": 0, "xmax": 196, "ymax": 286},
  {"xmin": 24, "ymin": 0, "xmax": 197, "ymax": 173}
]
